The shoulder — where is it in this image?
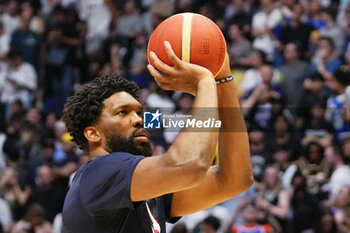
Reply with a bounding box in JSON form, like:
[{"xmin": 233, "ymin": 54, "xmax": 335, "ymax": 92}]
[{"xmin": 83, "ymin": 152, "xmax": 145, "ymax": 173}]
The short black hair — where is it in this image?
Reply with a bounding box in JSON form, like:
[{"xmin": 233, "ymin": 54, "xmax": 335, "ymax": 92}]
[
  {"xmin": 62, "ymin": 74, "xmax": 139, "ymax": 151},
  {"xmin": 333, "ymin": 67, "xmax": 350, "ymax": 87},
  {"xmin": 202, "ymin": 216, "xmax": 221, "ymax": 231},
  {"xmin": 319, "ymin": 36, "xmax": 335, "ymax": 49},
  {"xmin": 7, "ymin": 47, "xmax": 22, "ymax": 60}
]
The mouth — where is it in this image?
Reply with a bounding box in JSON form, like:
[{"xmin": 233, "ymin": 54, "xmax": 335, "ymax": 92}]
[{"xmin": 133, "ymin": 129, "xmax": 149, "ymax": 143}]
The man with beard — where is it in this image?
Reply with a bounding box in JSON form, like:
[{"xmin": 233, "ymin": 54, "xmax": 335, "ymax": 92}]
[{"xmin": 61, "ymin": 42, "xmax": 253, "ymax": 233}]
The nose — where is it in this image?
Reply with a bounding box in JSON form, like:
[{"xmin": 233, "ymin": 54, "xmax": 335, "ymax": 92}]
[{"xmin": 131, "ymin": 111, "xmax": 143, "ymax": 128}]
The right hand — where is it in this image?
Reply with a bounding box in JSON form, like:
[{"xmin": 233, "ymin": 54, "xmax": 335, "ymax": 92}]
[{"xmin": 147, "ymin": 41, "xmax": 214, "ymax": 96}]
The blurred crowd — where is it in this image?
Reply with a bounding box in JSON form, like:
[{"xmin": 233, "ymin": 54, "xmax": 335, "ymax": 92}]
[{"xmin": 0, "ymin": 0, "xmax": 349, "ymax": 232}]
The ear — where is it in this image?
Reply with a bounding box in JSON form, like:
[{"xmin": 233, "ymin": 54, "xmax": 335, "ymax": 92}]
[{"xmin": 84, "ymin": 126, "xmax": 102, "ymax": 143}]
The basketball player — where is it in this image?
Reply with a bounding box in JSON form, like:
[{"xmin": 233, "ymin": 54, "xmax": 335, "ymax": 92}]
[{"xmin": 61, "ymin": 41, "xmax": 253, "ymax": 232}]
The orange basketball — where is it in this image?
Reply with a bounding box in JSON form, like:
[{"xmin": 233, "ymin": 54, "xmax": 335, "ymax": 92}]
[{"xmin": 147, "ymin": 13, "xmax": 227, "ymax": 77}]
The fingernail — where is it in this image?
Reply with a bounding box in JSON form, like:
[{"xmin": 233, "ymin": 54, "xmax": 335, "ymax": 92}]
[
  {"xmin": 150, "ymin": 51, "xmax": 156, "ymax": 58},
  {"xmin": 164, "ymin": 41, "xmax": 170, "ymax": 48}
]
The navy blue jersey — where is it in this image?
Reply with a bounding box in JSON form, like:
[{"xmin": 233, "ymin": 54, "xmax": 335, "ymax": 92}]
[{"xmin": 62, "ymin": 152, "xmax": 176, "ymax": 233}]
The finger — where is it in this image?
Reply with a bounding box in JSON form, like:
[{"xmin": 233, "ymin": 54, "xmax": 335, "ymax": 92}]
[
  {"xmin": 149, "ymin": 51, "xmax": 176, "ymax": 76},
  {"xmin": 164, "ymin": 41, "xmax": 184, "ymax": 68},
  {"xmin": 147, "ymin": 64, "xmax": 173, "ymax": 84}
]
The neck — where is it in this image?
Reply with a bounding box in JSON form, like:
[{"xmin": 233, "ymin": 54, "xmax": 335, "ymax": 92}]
[
  {"xmin": 287, "ymin": 59, "xmax": 298, "ymax": 65},
  {"xmin": 89, "ymin": 147, "xmax": 109, "ymax": 158},
  {"xmin": 334, "ymin": 159, "xmax": 344, "ymax": 169}
]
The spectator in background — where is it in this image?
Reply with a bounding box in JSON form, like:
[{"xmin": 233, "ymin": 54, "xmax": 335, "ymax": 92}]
[
  {"xmin": 225, "ymin": 0, "xmax": 252, "ymax": 36},
  {"xmin": 0, "ymin": 168, "xmax": 31, "ymax": 221},
  {"xmin": 325, "ymin": 68, "xmax": 350, "ymax": 139},
  {"xmin": 17, "ymin": 123, "xmax": 42, "ymax": 168},
  {"xmin": 116, "ymin": 0, "xmax": 144, "ymax": 41},
  {"xmin": 266, "ymin": 114, "xmax": 300, "ymax": 160},
  {"xmin": 279, "ymin": 4, "xmax": 314, "ymax": 52},
  {"xmin": 28, "ymin": 165, "xmax": 66, "ymax": 222},
  {"xmin": 289, "ymin": 173, "xmax": 318, "ymax": 233},
  {"xmin": 51, "ymin": 132, "xmax": 78, "ymax": 189},
  {"xmin": 11, "ymin": 203, "xmax": 52, "ymax": 233},
  {"xmin": 240, "ymin": 50, "xmax": 282, "ymax": 98},
  {"xmin": 251, "ymin": 0, "xmax": 282, "ymax": 60},
  {"xmin": 272, "ymin": 146, "xmax": 298, "ymax": 189},
  {"xmin": 1, "ymin": 0, "xmax": 20, "ymax": 37},
  {"xmin": 170, "ymin": 223, "xmax": 188, "ymax": 233},
  {"xmin": 329, "ymin": 186, "xmax": 350, "ymax": 233},
  {"xmin": 309, "ymin": 37, "xmax": 342, "ymax": 79},
  {"xmin": 45, "ymin": 5, "xmax": 82, "ymax": 106},
  {"xmin": 242, "ymin": 64, "xmax": 284, "ymax": 129},
  {"xmin": 224, "ymin": 198, "xmax": 275, "ymax": 233},
  {"xmin": 313, "ymin": 208, "xmax": 338, "ymax": 233},
  {"xmin": 280, "ymin": 42, "xmax": 309, "ymax": 109},
  {"xmin": 227, "ymin": 23, "xmax": 252, "ymax": 70},
  {"xmin": 255, "ymin": 166, "xmax": 291, "ymax": 233},
  {"xmin": 324, "ymin": 145, "xmax": 350, "ymax": 201},
  {"xmin": 10, "ymin": 1, "xmax": 40, "ymax": 69},
  {"xmin": 0, "ymin": 196, "xmax": 12, "ymax": 233},
  {"xmin": 129, "ymin": 31, "xmax": 149, "ymax": 89},
  {"xmin": 77, "ymin": 0, "xmax": 112, "ymax": 55},
  {"xmin": 297, "ymin": 72, "xmax": 328, "ymax": 128},
  {"xmin": 0, "ymin": 21, "xmax": 10, "ymax": 61},
  {"xmin": 304, "ymin": 0, "xmax": 326, "ymax": 30},
  {"xmin": 301, "ymin": 99, "xmax": 334, "ymax": 148},
  {"xmin": 198, "ymin": 216, "xmax": 221, "ymax": 233},
  {"xmin": 319, "ymin": 7, "xmax": 344, "ymax": 56},
  {"xmin": 298, "ymin": 141, "xmax": 328, "ymax": 196},
  {"xmin": 248, "ymin": 126, "xmax": 271, "ymax": 181},
  {"xmin": 0, "ymin": 48, "xmax": 37, "ymax": 117}
]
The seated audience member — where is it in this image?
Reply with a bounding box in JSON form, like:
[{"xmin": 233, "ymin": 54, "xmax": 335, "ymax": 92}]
[
  {"xmin": 298, "ymin": 141, "xmax": 328, "ymax": 195},
  {"xmin": 308, "ymin": 37, "xmax": 342, "ymax": 79},
  {"xmin": 323, "ymin": 145, "xmax": 350, "ymax": 201},
  {"xmin": 280, "ymin": 42, "xmax": 310, "ymax": 109},
  {"xmin": 330, "ymin": 186, "xmax": 350, "ymax": 233},
  {"xmin": 301, "ymin": 100, "xmax": 335, "ymax": 148},
  {"xmin": 240, "ymin": 50, "xmax": 282, "ymax": 98},
  {"xmin": 255, "ymin": 166, "xmax": 291, "ymax": 233},
  {"xmin": 272, "ymin": 146, "xmax": 298, "ymax": 189},
  {"xmin": 227, "ymin": 23, "xmax": 252, "ymax": 70},
  {"xmin": 313, "ymin": 208, "xmax": 338, "ymax": 233},
  {"xmin": 319, "ymin": 7, "xmax": 344, "ymax": 55},
  {"xmin": 325, "ymin": 68, "xmax": 350, "ymax": 139},
  {"xmin": 28, "ymin": 165, "xmax": 66, "ymax": 222},
  {"xmin": 11, "ymin": 203, "xmax": 52, "ymax": 233},
  {"xmin": 242, "ymin": 64, "xmax": 284, "ymax": 129},
  {"xmin": 289, "ymin": 172, "xmax": 318, "ymax": 232},
  {"xmin": 225, "ymin": 198, "xmax": 277, "ymax": 233},
  {"xmin": 297, "ymin": 72, "xmax": 328, "ymax": 128},
  {"xmin": 279, "ymin": 4, "xmax": 314, "ymax": 52},
  {"xmin": 0, "ymin": 168, "xmax": 30, "ymax": 221}
]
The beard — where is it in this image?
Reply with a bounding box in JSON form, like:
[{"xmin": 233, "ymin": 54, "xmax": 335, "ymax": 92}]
[{"xmin": 105, "ymin": 129, "xmax": 153, "ymax": 157}]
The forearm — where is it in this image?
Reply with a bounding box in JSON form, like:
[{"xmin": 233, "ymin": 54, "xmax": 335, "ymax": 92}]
[
  {"xmin": 167, "ymin": 78, "xmax": 219, "ymax": 168},
  {"xmin": 216, "ymin": 80, "xmax": 253, "ymax": 191}
]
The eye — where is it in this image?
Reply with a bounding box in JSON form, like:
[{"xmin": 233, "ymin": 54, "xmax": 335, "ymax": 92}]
[
  {"xmin": 117, "ymin": 110, "xmax": 127, "ymax": 115},
  {"xmin": 137, "ymin": 111, "xmax": 143, "ymax": 117}
]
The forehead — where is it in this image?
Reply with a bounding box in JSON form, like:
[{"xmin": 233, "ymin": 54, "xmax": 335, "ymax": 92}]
[{"xmin": 102, "ymin": 91, "xmax": 141, "ymax": 110}]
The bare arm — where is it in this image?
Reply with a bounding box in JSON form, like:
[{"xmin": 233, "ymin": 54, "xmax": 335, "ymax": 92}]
[
  {"xmin": 130, "ymin": 42, "xmax": 219, "ymax": 201},
  {"xmin": 170, "ymin": 54, "xmax": 254, "ymax": 217}
]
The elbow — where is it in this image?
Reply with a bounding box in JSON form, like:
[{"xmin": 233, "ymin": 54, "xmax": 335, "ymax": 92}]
[
  {"xmin": 184, "ymin": 161, "xmax": 210, "ymax": 187},
  {"xmin": 227, "ymin": 166, "xmax": 254, "ymax": 196},
  {"xmin": 238, "ymin": 172, "xmax": 254, "ymax": 193}
]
